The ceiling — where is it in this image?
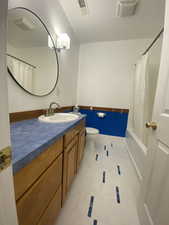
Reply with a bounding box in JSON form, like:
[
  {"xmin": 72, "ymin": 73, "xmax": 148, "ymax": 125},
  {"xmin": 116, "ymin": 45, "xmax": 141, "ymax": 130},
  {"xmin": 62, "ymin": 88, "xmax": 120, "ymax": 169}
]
[{"xmin": 58, "ymin": 0, "xmax": 165, "ymax": 43}]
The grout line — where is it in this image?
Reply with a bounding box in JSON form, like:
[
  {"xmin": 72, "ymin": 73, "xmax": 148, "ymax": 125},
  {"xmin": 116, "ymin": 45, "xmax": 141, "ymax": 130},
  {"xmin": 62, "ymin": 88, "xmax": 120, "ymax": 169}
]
[
  {"xmin": 115, "ymin": 186, "xmax": 120, "ymax": 204},
  {"xmin": 88, "ymin": 196, "xmax": 94, "ymax": 217}
]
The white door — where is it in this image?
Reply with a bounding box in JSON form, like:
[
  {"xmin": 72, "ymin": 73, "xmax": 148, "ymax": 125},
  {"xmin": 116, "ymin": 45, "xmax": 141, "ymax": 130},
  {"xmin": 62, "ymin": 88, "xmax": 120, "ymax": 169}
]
[
  {"xmin": 138, "ymin": 2, "xmax": 169, "ymax": 225},
  {"xmin": 0, "ymin": 0, "xmax": 18, "ymax": 225}
]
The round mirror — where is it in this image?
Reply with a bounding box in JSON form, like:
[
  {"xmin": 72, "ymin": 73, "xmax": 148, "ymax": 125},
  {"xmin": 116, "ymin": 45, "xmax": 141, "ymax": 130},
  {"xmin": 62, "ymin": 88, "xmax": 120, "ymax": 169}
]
[{"xmin": 7, "ymin": 7, "xmax": 59, "ymax": 97}]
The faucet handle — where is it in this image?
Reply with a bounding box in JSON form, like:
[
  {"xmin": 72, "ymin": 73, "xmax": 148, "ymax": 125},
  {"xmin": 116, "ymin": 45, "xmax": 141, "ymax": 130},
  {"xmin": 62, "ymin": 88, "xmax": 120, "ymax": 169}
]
[
  {"xmin": 45, "ymin": 109, "xmax": 50, "ymax": 117},
  {"xmin": 50, "ymin": 108, "xmax": 55, "ymax": 114}
]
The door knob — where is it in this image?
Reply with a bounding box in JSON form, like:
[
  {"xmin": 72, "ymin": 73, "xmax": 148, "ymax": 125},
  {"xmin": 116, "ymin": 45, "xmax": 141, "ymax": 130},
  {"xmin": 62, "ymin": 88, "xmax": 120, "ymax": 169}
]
[{"xmin": 145, "ymin": 122, "xmax": 157, "ymax": 130}]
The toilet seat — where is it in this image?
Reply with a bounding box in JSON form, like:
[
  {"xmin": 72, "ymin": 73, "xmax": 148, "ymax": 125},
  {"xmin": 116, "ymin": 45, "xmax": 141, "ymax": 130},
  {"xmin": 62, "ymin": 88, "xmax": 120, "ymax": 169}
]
[{"xmin": 86, "ymin": 127, "xmax": 99, "ymax": 135}]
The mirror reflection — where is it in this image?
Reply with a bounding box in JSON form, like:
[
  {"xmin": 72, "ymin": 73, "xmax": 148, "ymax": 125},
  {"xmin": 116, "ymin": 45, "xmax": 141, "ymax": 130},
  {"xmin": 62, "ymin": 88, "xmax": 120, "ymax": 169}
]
[{"xmin": 7, "ymin": 8, "xmax": 59, "ymax": 96}]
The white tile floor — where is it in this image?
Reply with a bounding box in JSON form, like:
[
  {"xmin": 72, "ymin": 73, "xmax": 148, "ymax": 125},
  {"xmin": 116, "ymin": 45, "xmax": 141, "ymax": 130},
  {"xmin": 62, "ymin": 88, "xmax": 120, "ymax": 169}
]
[{"xmin": 55, "ymin": 134, "xmax": 141, "ymax": 225}]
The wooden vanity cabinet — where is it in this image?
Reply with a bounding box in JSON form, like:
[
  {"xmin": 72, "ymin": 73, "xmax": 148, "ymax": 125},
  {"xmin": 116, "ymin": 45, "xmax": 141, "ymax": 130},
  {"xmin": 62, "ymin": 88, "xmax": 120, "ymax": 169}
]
[
  {"xmin": 14, "ymin": 120, "xmax": 86, "ymax": 225},
  {"xmin": 62, "ymin": 120, "xmax": 86, "ymax": 203},
  {"xmin": 14, "ymin": 137, "xmax": 63, "ymax": 225},
  {"xmin": 16, "ymin": 155, "xmax": 62, "ymax": 225},
  {"xmin": 37, "ymin": 186, "xmax": 62, "ymax": 225},
  {"xmin": 77, "ymin": 128, "xmax": 86, "ymax": 170},
  {"xmin": 62, "ymin": 136, "xmax": 78, "ymax": 202},
  {"xmin": 14, "ymin": 138, "xmax": 63, "ymax": 201}
]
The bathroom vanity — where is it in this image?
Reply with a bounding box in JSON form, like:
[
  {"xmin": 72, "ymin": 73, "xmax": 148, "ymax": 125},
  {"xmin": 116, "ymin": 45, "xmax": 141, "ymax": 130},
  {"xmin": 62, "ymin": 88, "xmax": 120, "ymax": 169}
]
[{"xmin": 11, "ymin": 117, "xmax": 86, "ymax": 225}]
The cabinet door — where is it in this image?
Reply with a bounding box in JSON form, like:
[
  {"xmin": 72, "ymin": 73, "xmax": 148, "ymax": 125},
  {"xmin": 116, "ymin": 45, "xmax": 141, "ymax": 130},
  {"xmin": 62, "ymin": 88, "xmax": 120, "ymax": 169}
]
[
  {"xmin": 67, "ymin": 145, "xmax": 77, "ymax": 189},
  {"xmin": 37, "ymin": 186, "xmax": 62, "ymax": 225},
  {"xmin": 77, "ymin": 129, "xmax": 86, "ymax": 169},
  {"xmin": 63, "ymin": 138, "xmax": 78, "ymax": 202},
  {"xmin": 14, "ymin": 138, "xmax": 63, "ymax": 201},
  {"xmin": 16, "ymin": 154, "xmax": 62, "ymax": 225}
]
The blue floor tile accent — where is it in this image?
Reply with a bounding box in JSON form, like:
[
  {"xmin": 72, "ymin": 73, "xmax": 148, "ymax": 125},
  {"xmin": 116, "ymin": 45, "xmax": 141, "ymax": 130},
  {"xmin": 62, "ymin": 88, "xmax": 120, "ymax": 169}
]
[
  {"xmin": 117, "ymin": 165, "xmax": 121, "ymax": 175},
  {"xmin": 103, "ymin": 171, "xmax": 106, "ymax": 183},
  {"xmin": 93, "ymin": 220, "xmax": 98, "ymax": 225},
  {"xmin": 96, "ymin": 154, "xmax": 99, "ymax": 161},
  {"xmin": 88, "ymin": 196, "xmax": 94, "ymax": 217},
  {"xmin": 116, "ymin": 186, "xmax": 120, "ymax": 204}
]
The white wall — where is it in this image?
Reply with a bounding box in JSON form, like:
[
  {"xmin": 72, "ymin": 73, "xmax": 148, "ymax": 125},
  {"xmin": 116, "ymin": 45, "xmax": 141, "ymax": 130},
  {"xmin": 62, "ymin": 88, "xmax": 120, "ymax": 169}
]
[
  {"xmin": 8, "ymin": 0, "xmax": 80, "ymax": 113},
  {"xmin": 77, "ymin": 39, "xmax": 151, "ymax": 111},
  {"xmin": 0, "ymin": 0, "xmax": 18, "ymax": 224}
]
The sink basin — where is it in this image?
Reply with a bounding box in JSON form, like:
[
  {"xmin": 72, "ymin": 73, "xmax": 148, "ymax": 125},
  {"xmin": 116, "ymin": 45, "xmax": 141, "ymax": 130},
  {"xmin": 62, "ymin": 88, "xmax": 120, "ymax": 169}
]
[{"xmin": 38, "ymin": 113, "xmax": 79, "ymax": 123}]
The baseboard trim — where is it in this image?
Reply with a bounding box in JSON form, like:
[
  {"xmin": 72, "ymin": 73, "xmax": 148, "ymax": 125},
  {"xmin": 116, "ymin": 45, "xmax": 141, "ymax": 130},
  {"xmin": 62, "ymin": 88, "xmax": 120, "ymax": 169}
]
[
  {"xmin": 126, "ymin": 143, "xmax": 143, "ymax": 181},
  {"xmin": 126, "ymin": 129, "xmax": 147, "ymax": 182},
  {"xmin": 144, "ymin": 204, "xmax": 154, "ymax": 225},
  {"xmin": 127, "ymin": 129, "xmax": 147, "ymax": 155},
  {"xmin": 138, "ymin": 203, "xmax": 154, "ymax": 225},
  {"xmin": 79, "ymin": 105, "xmax": 129, "ymax": 113}
]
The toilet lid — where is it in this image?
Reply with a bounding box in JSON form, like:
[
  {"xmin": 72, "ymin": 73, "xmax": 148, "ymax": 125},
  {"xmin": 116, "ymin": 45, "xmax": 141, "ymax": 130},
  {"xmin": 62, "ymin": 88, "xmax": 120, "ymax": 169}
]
[{"xmin": 86, "ymin": 127, "xmax": 99, "ymax": 135}]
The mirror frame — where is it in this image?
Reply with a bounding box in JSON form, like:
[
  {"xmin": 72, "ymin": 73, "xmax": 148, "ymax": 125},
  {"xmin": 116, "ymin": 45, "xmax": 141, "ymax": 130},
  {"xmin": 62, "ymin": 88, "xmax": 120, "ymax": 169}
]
[{"xmin": 7, "ymin": 7, "xmax": 59, "ymax": 97}]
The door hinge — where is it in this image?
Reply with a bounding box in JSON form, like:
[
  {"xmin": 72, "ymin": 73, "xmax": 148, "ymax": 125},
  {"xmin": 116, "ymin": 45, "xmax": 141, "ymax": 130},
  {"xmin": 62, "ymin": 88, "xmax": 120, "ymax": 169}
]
[{"xmin": 0, "ymin": 147, "xmax": 12, "ymax": 172}]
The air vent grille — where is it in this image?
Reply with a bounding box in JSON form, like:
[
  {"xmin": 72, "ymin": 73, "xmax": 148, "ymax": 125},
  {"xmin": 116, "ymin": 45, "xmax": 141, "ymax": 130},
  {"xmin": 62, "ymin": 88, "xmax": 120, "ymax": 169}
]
[
  {"xmin": 116, "ymin": 0, "xmax": 138, "ymax": 17},
  {"xmin": 78, "ymin": 0, "xmax": 86, "ymax": 8},
  {"xmin": 78, "ymin": 0, "xmax": 89, "ymax": 15}
]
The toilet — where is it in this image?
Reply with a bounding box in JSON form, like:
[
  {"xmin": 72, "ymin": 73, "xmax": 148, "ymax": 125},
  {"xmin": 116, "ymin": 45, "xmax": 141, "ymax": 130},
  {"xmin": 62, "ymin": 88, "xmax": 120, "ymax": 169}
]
[{"xmin": 86, "ymin": 127, "xmax": 100, "ymax": 150}]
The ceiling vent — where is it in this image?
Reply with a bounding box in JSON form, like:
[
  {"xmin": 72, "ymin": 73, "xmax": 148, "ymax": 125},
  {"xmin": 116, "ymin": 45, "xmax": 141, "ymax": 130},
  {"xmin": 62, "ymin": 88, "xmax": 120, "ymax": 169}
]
[
  {"xmin": 116, "ymin": 0, "xmax": 138, "ymax": 17},
  {"xmin": 78, "ymin": 0, "xmax": 86, "ymax": 8},
  {"xmin": 78, "ymin": 0, "xmax": 89, "ymax": 15}
]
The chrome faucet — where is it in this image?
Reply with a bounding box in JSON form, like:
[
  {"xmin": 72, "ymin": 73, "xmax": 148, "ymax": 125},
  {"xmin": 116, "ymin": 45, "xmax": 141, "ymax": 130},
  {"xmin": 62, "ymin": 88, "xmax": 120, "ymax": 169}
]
[{"xmin": 46, "ymin": 102, "xmax": 61, "ymax": 116}]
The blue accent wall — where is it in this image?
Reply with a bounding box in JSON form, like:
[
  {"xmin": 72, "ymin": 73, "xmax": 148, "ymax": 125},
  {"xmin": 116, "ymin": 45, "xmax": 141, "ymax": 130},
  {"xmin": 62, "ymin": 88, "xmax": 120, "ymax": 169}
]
[{"xmin": 79, "ymin": 109, "xmax": 128, "ymax": 137}]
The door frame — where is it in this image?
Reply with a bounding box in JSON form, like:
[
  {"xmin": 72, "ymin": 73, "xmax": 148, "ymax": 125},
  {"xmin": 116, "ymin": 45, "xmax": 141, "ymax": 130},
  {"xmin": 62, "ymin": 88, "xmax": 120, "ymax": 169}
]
[
  {"xmin": 0, "ymin": 0, "xmax": 18, "ymax": 224},
  {"xmin": 138, "ymin": 1, "xmax": 168, "ymax": 225}
]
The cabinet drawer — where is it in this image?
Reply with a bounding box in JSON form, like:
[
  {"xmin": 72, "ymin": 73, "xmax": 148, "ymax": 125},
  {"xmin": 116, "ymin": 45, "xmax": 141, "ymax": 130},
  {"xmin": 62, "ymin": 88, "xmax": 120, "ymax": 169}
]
[
  {"xmin": 65, "ymin": 135, "xmax": 78, "ymax": 153},
  {"xmin": 64, "ymin": 120, "xmax": 85, "ymax": 147},
  {"xmin": 64, "ymin": 127, "xmax": 77, "ymax": 147},
  {"xmin": 76, "ymin": 120, "xmax": 85, "ymax": 132},
  {"xmin": 37, "ymin": 186, "xmax": 62, "ymax": 225},
  {"xmin": 16, "ymin": 154, "xmax": 63, "ymax": 225},
  {"xmin": 62, "ymin": 136, "xmax": 78, "ymax": 203},
  {"xmin": 14, "ymin": 137, "xmax": 63, "ymax": 201}
]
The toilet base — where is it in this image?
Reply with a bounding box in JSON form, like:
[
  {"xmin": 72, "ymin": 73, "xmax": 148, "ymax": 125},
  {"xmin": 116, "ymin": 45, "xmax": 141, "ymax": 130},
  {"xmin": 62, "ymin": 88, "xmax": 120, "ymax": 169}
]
[
  {"xmin": 86, "ymin": 127, "xmax": 100, "ymax": 152},
  {"xmin": 86, "ymin": 134, "xmax": 100, "ymax": 152}
]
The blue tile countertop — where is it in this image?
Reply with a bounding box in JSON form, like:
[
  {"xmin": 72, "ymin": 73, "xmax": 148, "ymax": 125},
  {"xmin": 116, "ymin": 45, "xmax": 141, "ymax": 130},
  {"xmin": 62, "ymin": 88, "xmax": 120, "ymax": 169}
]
[{"xmin": 11, "ymin": 115, "xmax": 86, "ymax": 174}]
